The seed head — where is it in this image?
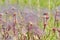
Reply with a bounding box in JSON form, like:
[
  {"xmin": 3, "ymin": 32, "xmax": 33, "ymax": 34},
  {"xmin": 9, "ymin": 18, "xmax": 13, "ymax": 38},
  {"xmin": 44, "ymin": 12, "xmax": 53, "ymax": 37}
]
[
  {"xmin": 13, "ymin": 12, "xmax": 16, "ymax": 16},
  {"xmin": 52, "ymin": 27, "xmax": 56, "ymax": 33},
  {"xmin": 43, "ymin": 13, "xmax": 49, "ymax": 20}
]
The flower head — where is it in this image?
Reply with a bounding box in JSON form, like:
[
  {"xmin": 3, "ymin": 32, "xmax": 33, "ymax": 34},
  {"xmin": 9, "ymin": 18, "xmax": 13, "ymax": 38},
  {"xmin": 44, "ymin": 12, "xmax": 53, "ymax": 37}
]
[
  {"xmin": 52, "ymin": 27, "xmax": 56, "ymax": 33},
  {"xmin": 43, "ymin": 13, "xmax": 49, "ymax": 20}
]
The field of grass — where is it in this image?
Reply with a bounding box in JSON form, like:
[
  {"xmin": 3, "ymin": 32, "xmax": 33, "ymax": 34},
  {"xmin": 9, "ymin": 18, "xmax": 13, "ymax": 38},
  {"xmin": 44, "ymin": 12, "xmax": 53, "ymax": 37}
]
[{"xmin": 0, "ymin": 0, "xmax": 60, "ymax": 40}]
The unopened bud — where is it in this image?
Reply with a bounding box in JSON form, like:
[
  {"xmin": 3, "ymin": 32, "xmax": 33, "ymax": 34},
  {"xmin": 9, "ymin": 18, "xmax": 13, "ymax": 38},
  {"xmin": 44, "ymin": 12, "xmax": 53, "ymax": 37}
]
[
  {"xmin": 13, "ymin": 12, "xmax": 16, "ymax": 16},
  {"xmin": 52, "ymin": 27, "xmax": 56, "ymax": 33}
]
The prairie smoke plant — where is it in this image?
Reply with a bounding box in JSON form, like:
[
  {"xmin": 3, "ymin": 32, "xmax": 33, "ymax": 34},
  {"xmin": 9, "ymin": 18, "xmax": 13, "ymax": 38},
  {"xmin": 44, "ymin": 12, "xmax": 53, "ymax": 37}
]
[{"xmin": 43, "ymin": 13, "xmax": 49, "ymax": 30}]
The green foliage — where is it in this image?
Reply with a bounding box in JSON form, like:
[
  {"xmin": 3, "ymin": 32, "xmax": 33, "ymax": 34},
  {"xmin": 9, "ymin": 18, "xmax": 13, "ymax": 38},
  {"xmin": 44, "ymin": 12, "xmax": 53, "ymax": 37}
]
[
  {"xmin": 0, "ymin": 0, "xmax": 60, "ymax": 40},
  {"xmin": 31, "ymin": 0, "xmax": 37, "ymax": 7},
  {"xmin": 0, "ymin": 0, "xmax": 60, "ymax": 9},
  {"xmin": 9, "ymin": 0, "xmax": 17, "ymax": 4},
  {"xmin": 0, "ymin": 0, "xmax": 5, "ymax": 5},
  {"xmin": 40, "ymin": 0, "xmax": 49, "ymax": 8}
]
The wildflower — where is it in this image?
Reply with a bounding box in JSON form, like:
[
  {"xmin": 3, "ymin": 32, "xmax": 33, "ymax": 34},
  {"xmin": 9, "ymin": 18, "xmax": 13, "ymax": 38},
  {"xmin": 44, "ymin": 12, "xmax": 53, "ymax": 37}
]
[
  {"xmin": 43, "ymin": 13, "xmax": 49, "ymax": 30},
  {"xmin": 13, "ymin": 12, "xmax": 16, "ymax": 16},
  {"xmin": 5, "ymin": 11, "xmax": 9, "ymax": 14},
  {"xmin": 52, "ymin": 27, "xmax": 56, "ymax": 33},
  {"xmin": 11, "ymin": 7, "xmax": 16, "ymax": 10},
  {"xmin": 5, "ymin": 7, "xmax": 17, "ymax": 16},
  {"xmin": 28, "ymin": 22, "xmax": 33, "ymax": 30},
  {"xmin": 43, "ymin": 13, "xmax": 49, "ymax": 21},
  {"xmin": 12, "ymin": 12, "xmax": 17, "ymax": 24},
  {"xmin": 27, "ymin": 22, "xmax": 45, "ymax": 37}
]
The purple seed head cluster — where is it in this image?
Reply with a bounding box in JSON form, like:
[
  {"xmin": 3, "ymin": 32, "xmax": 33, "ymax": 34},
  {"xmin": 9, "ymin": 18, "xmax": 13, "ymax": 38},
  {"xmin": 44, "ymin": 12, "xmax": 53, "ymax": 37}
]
[{"xmin": 0, "ymin": 6, "xmax": 60, "ymax": 40}]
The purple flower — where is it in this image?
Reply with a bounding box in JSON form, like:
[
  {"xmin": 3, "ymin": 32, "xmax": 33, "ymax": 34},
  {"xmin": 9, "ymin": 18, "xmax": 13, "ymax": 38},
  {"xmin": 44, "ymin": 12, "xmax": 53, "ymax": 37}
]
[
  {"xmin": 5, "ymin": 7, "xmax": 17, "ymax": 16},
  {"xmin": 29, "ymin": 25, "xmax": 45, "ymax": 36},
  {"xmin": 22, "ymin": 23, "xmax": 45, "ymax": 37},
  {"xmin": 21, "ymin": 8, "xmax": 40, "ymax": 24}
]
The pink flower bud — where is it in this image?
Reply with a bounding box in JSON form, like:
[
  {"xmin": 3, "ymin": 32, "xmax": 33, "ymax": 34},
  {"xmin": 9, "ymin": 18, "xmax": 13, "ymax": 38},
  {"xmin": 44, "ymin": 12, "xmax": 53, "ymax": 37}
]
[
  {"xmin": 13, "ymin": 13, "xmax": 16, "ymax": 16},
  {"xmin": 43, "ymin": 13, "xmax": 49, "ymax": 19},
  {"xmin": 52, "ymin": 27, "xmax": 56, "ymax": 33},
  {"xmin": 43, "ymin": 13, "xmax": 48, "ymax": 15},
  {"xmin": 5, "ymin": 11, "xmax": 9, "ymax": 14}
]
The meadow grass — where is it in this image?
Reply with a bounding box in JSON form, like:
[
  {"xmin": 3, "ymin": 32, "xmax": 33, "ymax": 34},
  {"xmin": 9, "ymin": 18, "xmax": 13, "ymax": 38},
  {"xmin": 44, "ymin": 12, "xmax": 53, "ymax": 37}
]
[{"xmin": 0, "ymin": 0, "xmax": 60, "ymax": 40}]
